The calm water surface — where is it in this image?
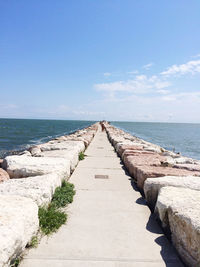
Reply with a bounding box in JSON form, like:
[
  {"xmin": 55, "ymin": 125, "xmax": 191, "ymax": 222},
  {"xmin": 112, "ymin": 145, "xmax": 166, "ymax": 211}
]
[
  {"xmin": 1, "ymin": 119, "xmax": 199, "ymax": 160},
  {"xmin": 111, "ymin": 121, "xmax": 200, "ymax": 160},
  {"xmin": 0, "ymin": 118, "xmax": 95, "ymax": 158}
]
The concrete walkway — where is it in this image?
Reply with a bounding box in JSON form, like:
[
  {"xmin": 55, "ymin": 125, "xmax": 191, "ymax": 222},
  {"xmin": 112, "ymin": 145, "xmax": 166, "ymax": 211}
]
[{"xmin": 21, "ymin": 128, "xmax": 183, "ymax": 267}]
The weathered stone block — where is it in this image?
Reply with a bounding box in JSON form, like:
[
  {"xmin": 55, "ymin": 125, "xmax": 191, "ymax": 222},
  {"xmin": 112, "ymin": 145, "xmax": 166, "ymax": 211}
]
[
  {"xmin": 0, "ymin": 195, "xmax": 39, "ymax": 266},
  {"xmin": 0, "ymin": 173, "xmax": 63, "ymax": 206},
  {"xmin": 144, "ymin": 175, "xmax": 200, "ymax": 209},
  {"xmin": 3, "ymin": 155, "xmax": 70, "ymax": 178},
  {"xmin": 155, "ymin": 187, "xmax": 200, "ymax": 267}
]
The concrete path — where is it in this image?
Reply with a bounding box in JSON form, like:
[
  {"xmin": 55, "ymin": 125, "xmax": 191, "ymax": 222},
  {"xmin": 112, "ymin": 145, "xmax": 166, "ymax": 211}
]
[{"xmin": 21, "ymin": 128, "xmax": 183, "ymax": 267}]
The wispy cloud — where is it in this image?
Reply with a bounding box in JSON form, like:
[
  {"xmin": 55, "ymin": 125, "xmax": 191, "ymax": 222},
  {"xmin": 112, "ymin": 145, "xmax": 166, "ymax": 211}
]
[
  {"xmin": 192, "ymin": 53, "xmax": 200, "ymax": 58},
  {"xmin": 143, "ymin": 63, "xmax": 154, "ymax": 70},
  {"xmin": 161, "ymin": 91, "xmax": 200, "ymax": 102},
  {"xmin": 161, "ymin": 59, "xmax": 200, "ymax": 76},
  {"xmin": 95, "ymin": 75, "xmax": 171, "ymax": 94},
  {"xmin": 157, "ymin": 89, "xmax": 170, "ymax": 95},
  {"xmin": 127, "ymin": 70, "xmax": 139, "ymax": 75},
  {"xmin": 0, "ymin": 104, "xmax": 18, "ymax": 109},
  {"xmin": 103, "ymin": 72, "xmax": 112, "ymax": 77}
]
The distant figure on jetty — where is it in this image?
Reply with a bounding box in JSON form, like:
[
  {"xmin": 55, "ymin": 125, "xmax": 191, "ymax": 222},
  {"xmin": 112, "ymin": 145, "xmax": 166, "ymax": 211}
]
[{"xmin": 100, "ymin": 121, "xmax": 105, "ymax": 131}]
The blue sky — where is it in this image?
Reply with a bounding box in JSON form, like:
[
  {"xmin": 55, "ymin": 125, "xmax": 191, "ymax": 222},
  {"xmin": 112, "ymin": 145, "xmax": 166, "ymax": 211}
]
[{"xmin": 1, "ymin": 0, "xmax": 200, "ymax": 122}]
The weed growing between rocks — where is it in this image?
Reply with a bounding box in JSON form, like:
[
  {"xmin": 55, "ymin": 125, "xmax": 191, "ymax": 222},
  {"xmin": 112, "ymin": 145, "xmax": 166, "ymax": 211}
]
[
  {"xmin": 79, "ymin": 151, "xmax": 85, "ymax": 160},
  {"xmin": 27, "ymin": 236, "xmax": 38, "ymax": 248},
  {"xmin": 38, "ymin": 206, "xmax": 67, "ymax": 235},
  {"xmin": 38, "ymin": 180, "xmax": 75, "ymax": 235},
  {"xmin": 51, "ymin": 180, "xmax": 75, "ymax": 208},
  {"xmin": 10, "ymin": 256, "xmax": 21, "ymax": 267}
]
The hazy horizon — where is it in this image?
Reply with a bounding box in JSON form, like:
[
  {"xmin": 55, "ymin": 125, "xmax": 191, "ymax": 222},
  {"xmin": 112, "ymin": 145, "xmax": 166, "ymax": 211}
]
[{"xmin": 1, "ymin": 117, "xmax": 200, "ymax": 125}]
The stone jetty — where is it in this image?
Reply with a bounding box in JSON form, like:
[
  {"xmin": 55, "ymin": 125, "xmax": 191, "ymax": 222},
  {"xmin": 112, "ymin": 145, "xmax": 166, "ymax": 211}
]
[
  {"xmin": 104, "ymin": 122, "xmax": 200, "ymax": 267},
  {"xmin": 0, "ymin": 122, "xmax": 200, "ymax": 266},
  {"xmin": 0, "ymin": 124, "xmax": 98, "ymax": 266}
]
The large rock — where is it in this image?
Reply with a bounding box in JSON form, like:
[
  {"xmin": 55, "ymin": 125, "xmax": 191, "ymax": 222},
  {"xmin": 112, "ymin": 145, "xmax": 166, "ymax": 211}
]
[
  {"xmin": 115, "ymin": 143, "xmax": 143, "ymax": 155},
  {"xmin": 29, "ymin": 146, "xmax": 41, "ymax": 156},
  {"xmin": 143, "ymin": 145, "xmax": 162, "ymax": 153},
  {"xmin": 3, "ymin": 155, "xmax": 70, "ymax": 178},
  {"xmin": 134, "ymin": 165, "xmax": 200, "ymax": 190},
  {"xmin": 37, "ymin": 150, "xmax": 79, "ymax": 171},
  {"xmin": 39, "ymin": 140, "xmax": 85, "ymax": 153},
  {"xmin": 0, "ymin": 168, "xmax": 10, "ymax": 183},
  {"xmin": 0, "ymin": 173, "xmax": 63, "ymax": 206},
  {"xmin": 0, "ymin": 195, "xmax": 39, "ymax": 266},
  {"xmin": 173, "ymin": 163, "xmax": 200, "ymax": 171},
  {"xmin": 33, "ymin": 140, "xmax": 85, "ymax": 171},
  {"xmin": 123, "ymin": 154, "xmax": 167, "ymax": 180},
  {"xmin": 144, "ymin": 176, "xmax": 200, "ymax": 209},
  {"xmin": 155, "ymin": 187, "xmax": 200, "ymax": 267}
]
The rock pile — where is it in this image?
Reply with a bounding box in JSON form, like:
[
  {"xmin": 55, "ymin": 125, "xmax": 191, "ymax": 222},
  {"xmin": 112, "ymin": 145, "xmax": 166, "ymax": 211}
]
[
  {"xmin": 103, "ymin": 122, "xmax": 200, "ymax": 267},
  {"xmin": 0, "ymin": 123, "xmax": 98, "ymax": 266}
]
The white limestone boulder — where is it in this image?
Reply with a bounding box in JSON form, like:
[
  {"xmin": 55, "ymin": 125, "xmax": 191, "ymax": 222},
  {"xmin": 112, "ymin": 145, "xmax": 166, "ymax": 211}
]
[
  {"xmin": 162, "ymin": 151, "xmax": 179, "ymax": 158},
  {"xmin": 0, "ymin": 195, "xmax": 39, "ymax": 266},
  {"xmin": 39, "ymin": 140, "xmax": 85, "ymax": 153},
  {"xmin": 18, "ymin": 150, "xmax": 32, "ymax": 157},
  {"xmin": 0, "ymin": 173, "xmax": 63, "ymax": 206},
  {"xmin": 144, "ymin": 176, "xmax": 200, "ymax": 209},
  {"xmin": 29, "ymin": 146, "xmax": 41, "ymax": 156},
  {"xmin": 143, "ymin": 145, "xmax": 162, "ymax": 153},
  {"xmin": 174, "ymin": 156, "xmax": 196, "ymax": 164},
  {"xmin": 3, "ymin": 155, "xmax": 70, "ymax": 178},
  {"xmin": 35, "ymin": 140, "xmax": 85, "ymax": 171},
  {"xmin": 155, "ymin": 187, "xmax": 200, "ymax": 267},
  {"xmin": 173, "ymin": 163, "xmax": 200, "ymax": 171},
  {"xmin": 38, "ymin": 150, "xmax": 79, "ymax": 171}
]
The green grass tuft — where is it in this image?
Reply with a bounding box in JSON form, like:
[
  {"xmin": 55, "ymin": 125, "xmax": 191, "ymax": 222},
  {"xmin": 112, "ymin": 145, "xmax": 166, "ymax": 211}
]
[
  {"xmin": 38, "ymin": 206, "xmax": 67, "ymax": 235},
  {"xmin": 38, "ymin": 181, "xmax": 75, "ymax": 235},
  {"xmin": 29, "ymin": 236, "xmax": 38, "ymax": 248},
  {"xmin": 79, "ymin": 151, "xmax": 85, "ymax": 160},
  {"xmin": 10, "ymin": 257, "xmax": 21, "ymax": 267},
  {"xmin": 51, "ymin": 180, "xmax": 76, "ymax": 209}
]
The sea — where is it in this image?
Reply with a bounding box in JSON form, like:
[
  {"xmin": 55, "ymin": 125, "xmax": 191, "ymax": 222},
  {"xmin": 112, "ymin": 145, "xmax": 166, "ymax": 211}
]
[
  {"xmin": 111, "ymin": 121, "xmax": 200, "ymax": 160},
  {"xmin": 0, "ymin": 118, "xmax": 95, "ymax": 158},
  {"xmin": 0, "ymin": 118, "xmax": 199, "ymax": 160}
]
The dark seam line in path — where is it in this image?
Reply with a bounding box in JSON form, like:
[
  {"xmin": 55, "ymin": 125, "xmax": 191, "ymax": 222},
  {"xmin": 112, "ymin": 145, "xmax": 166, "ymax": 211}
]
[
  {"xmin": 23, "ymin": 257, "xmax": 179, "ymax": 263},
  {"xmin": 77, "ymin": 167, "xmax": 123, "ymax": 170}
]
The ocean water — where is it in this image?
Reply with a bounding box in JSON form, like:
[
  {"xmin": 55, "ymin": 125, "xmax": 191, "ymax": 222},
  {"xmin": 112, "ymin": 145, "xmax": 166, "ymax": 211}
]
[
  {"xmin": 111, "ymin": 121, "xmax": 200, "ymax": 160},
  {"xmin": 0, "ymin": 118, "xmax": 95, "ymax": 158}
]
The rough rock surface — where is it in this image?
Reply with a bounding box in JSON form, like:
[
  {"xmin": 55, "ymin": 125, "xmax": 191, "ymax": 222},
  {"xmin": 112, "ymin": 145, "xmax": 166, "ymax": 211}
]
[
  {"xmin": 29, "ymin": 146, "xmax": 41, "ymax": 156},
  {"xmin": 0, "ymin": 195, "xmax": 39, "ymax": 266},
  {"xmin": 135, "ymin": 165, "xmax": 200, "ymax": 190},
  {"xmin": 39, "ymin": 140, "xmax": 85, "ymax": 153},
  {"xmin": 3, "ymin": 155, "xmax": 70, "ymax": 178},
  {"xmin": 39, "ymin": 150, "xmax": 79, "ymax": 171},
  {"xmin": 34, "ymin": 140, "xmax": 85, "ymax": 171},
  {"xmin": 144, "ymin": 175, "xmax": 200, "ymax": 209},
  {"xmin": 155, "ymin": 187, "xmax": 200, "ymax": 267},
  {"xmin": 173, "ymin": 163, "xmax": 200, "ymax": 171},
  {"xmin": 0, "ymin": 168, "xmax": 10, "ymax": 183},
  {"xmin": 116, "ymin": 143, "xmax": 143, "ymax": 156},
  {"xmin": 0, "ymin": 173, "xmax": 63, "ymax": 206}
]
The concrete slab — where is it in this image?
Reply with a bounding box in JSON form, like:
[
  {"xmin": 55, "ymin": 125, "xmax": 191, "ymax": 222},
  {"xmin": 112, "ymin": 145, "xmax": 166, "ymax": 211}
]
[{"xmin": 21, "ymin": 128, "xmax": 183, "ymax": 267}]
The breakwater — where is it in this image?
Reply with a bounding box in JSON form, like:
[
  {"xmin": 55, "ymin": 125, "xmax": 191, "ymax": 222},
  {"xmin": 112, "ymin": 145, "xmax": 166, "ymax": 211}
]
[
  {"xmin": 104, "ymin": 122, "xmax": 200, "ymax": 266},
  {"xmin": 1, "ymin": 121, "xmax": 200, "ymax": 266},
  {"xmin": 0, "ymin": 123, "xmax": 98, "ymax": 266}
]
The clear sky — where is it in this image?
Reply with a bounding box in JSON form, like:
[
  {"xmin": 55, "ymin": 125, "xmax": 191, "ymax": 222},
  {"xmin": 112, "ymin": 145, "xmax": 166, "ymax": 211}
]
[{"xmin": 1, "ymin": 0, "xmax": 200, "ymax": 122}]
